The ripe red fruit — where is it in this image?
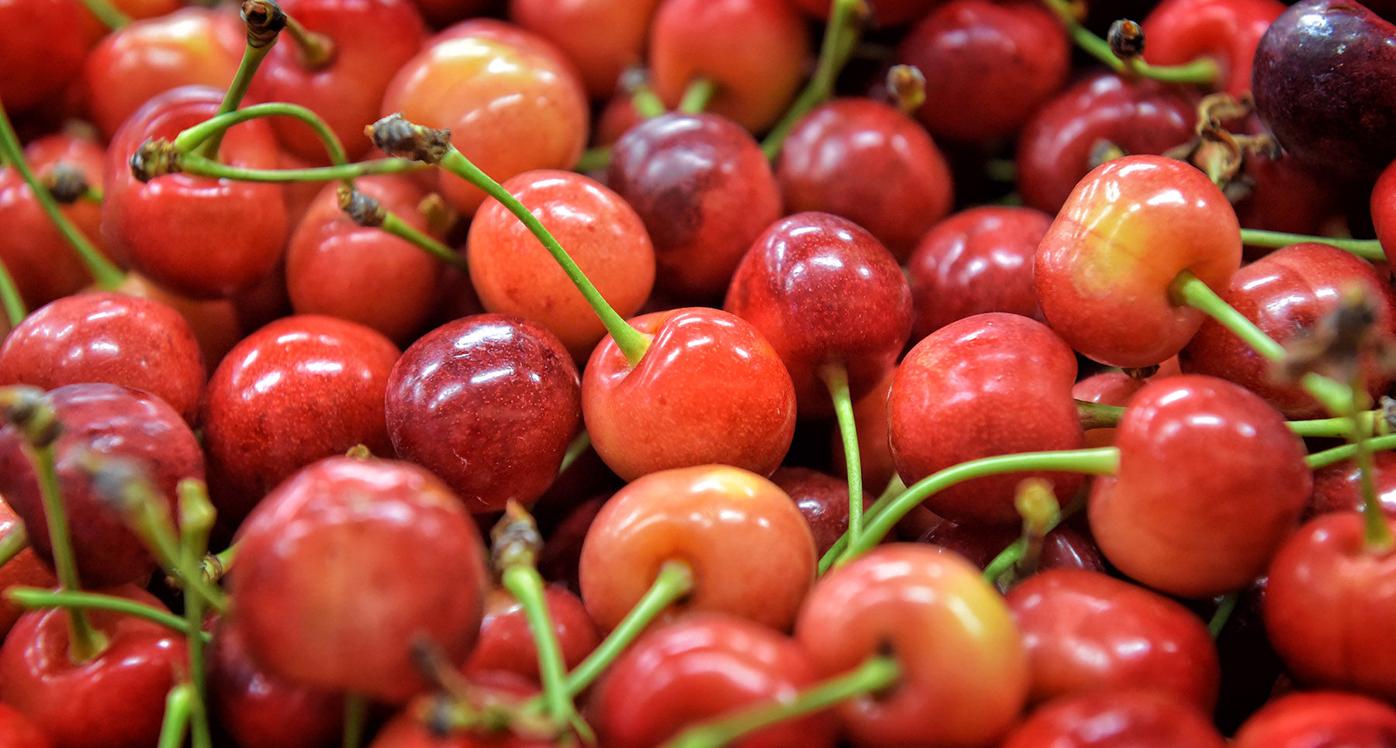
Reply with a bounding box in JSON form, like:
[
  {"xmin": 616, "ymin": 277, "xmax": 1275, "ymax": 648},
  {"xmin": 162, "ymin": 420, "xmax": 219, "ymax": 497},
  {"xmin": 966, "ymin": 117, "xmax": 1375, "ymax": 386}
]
[
  {"xmin": 1000, "ymin": 690, "xmax": 1226, "ymax": 748},
  {"xmin": 464, "ymin": 586, "xmax": 599, "ymax": 683},
  {"xmin": 0, "ymin": 0, "xmax": 87, "ymax": 112},
  {"xmin": 1233, "ymin": 691, "xmax": 1396, "ymax": 747},
  {"xmin": 210, "ymin": 620, "xmax": 344, "ymax": 748},
  {"xmin": 510, "ymin": 0, "xmax": 660, "ymax": 98},
  {"xmin": 1141, "ymin": 0, "xmax": 1284, "ymax": 95}
]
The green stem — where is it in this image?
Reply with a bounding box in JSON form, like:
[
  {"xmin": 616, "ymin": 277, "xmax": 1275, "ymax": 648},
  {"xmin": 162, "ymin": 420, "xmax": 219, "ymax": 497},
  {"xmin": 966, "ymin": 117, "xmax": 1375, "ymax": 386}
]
[
  {"xmin": 0, "ymin": 257, "xmax": 26, "ymax": 327},
  {"xmin": 378, "ymin": 211, "xmax": 468, "ymax": 272},
  {"xmin": 177, "ymin": 155, "xmax": 426, "ymax": 183},
  {"xmin": 200, "ymin": 24, "xmax": 279, "ymax": 160},
  {"xmin": 174, "ymin": 103, "xmax": 348, "ymax": 168},
  {"xmin": 178, "ymin": 481, "xmax": 216, "ymax": 748},
  {"xmin": 0, "ymin": 97, "xmax": 124, "ymax": 289},
  {"xmin": 818, "ymin": 474, "xmax": 905, "ymax": 576},
  {"xmin": 662, "ymin": 656, "xmax": 901, "ymax": 748},
  {"xmin": 1079, "ymin": 399, "xmax": 1381, "ymax": 438},
  {"xmin": 575, "ymin": 147, "xmax": 611, "ymax": 173},
  {"xmin": 30, "ymin": 444, "xmax": 106, "ymax": 661},
  {"xmin": 820, "ymin": 362, "xmax": 863, "ymax": 543},
  {"xmin": 1076, "ymin": 400, "xmax": 1124, "ymax": 430},
  {"xmin": 560, "ymin": 432, "xmax": 590, "ymax": 475},
  {"xmin": 343, "ymin": 694, "xmax": 367, "ymax": 748},
  {"xmin": 0, "ymin": 522, "xmax": 25, "ymax": 567},
  {"xmin": 761, "ymin": 0, "xmax": 862, "ymax": 160},
  {"xmin": 283, "ymin": 14, "xmax": 335, "ymax": 68},
  {"xmin": 6, "ymin": 587, "xmax": 208, "ymax": 640},
  {"xmin": 1240, "ymin": 229, "xmax": 1385, "ymax": 261},
  {"xmin": 631, "ymin": 83, "xmax": 667, "ymax": 119},
  {"xmin": 677, "ymin": 78, "xmax": 717, "ymax": 114},
  {"xmin": 502, "ymin": 565, "xmax": 585, "ymax": 737},
  {"xmin": 1305, "ymin": 433, "xmax": 1396, "ymax": 469},
  {"xmin": 158, "ymin": 684, "xmax": 194, "ymax": 748},
  {"xmin": 1208, "ymin": 592, "xmax": 1238, "ymax": 638},
  {"xmin": 79, "ymin": 0, "xmax": 130, "ymax": 29},
  {"xmin": 1040, "ymin": 0, "xmax": 1219, "ymax": 85}
]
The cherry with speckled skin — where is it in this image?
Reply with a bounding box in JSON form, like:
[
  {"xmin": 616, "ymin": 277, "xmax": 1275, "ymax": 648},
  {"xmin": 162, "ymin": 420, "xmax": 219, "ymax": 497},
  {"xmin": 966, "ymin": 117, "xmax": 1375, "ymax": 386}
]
[
  {"xmin": 510, "ymin": 0, "xmax": 660, "ymax": 98},
  {"xmin": 0, "ymin": 292, "xmax": 206, "ymax": 422},
  {"xmin": 464, "ymin": 585, "xmax": 599, "ymax": 683},
  {"xmin": 582, "ymin": 308, "xmax": 796, "ymax": 481},
  {"xmin": 593, "ymin": 614, "xmax": 836, "ymax": 748},
  {"xmin": 0, "ymin": 586, "xmax": 188, "ymax": 748},
  {"xmin": 210, "ymin": 620, "xmax": 344, "ymax": 748},
  {"xmin": 1376, "ymin": 161, "xmax": 1396, "ymax": 261},
  {"xmin": 907, "ymin": 206, "xmax": 1051, "ymax": 341},
  {"xmin": 231, "ymin": 457, "xmax": 489, "ymax": 703},
  {"xmin": 1091, "ymin": 375, "xmax": 1310, "ymax": 598},
  {"xmin": 0, "ymin": 383, "xmax": 203, "ymax": 589},
  {"xmin": 920, "ymin": 521, "xmax": 1104, "ymax": 574},
  {"xmin": 776, "ymin": 100, "xmax": 953, "ymax": 260},
  {"xmin": 889, "ymin": 313, "xmax": 1084, "ymax": 526},
  {"xmin": 1000, "ymin": 690, "xmax": 1226, "ymax": 748},
  {"xmin": 1183, "ymin": 243, "xmax": 1396, "ymax": 418},
  {"xmin": 0, "ymin": 499, "xmax": 56, "ymax": 637},
  {"xmin": 797, "ymin": 544, "xmax": 1027, "ymax": 747},
  {"xmin": 0, "ymin": 0, "xmax": 87, "ymax": 114},
  {"xmin": 1035, "ymin": 155, "xmax": 1242, "ymax": 368},
  {"xmin": 579, "ymin": 466, "xmax": 815, "ymax": 632},
  {"xmin": 202, "ymin": 315, "xmax": 399, "ymax": 526},
  {"xmin": 607, "ymin": 113, "xmax": 781, "ymax": 300},
  {"xmin": 386, "ymin": 314, "xmax": 579, "ymax": 513},
  {"xmin": 1311, "ymin": 453, "xmax": 1396, "ymax": 518},
  {"xmin": 1234, "ymin": 691, "xmax": 1396, "ymax": 748},
  {"xmin": 771, "ymin": 468, "xmax": 874, "ymax": 557},
  {"xmin": 1142, "ymin": 0, "xmax": 1283, "ymax": 95}
]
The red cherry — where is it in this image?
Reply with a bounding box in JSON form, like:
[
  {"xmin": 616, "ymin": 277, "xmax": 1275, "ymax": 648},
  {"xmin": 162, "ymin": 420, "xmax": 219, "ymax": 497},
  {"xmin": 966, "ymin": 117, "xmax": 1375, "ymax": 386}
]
[
  {"xmin": 370, "ymin": 682, "xmax": 553, "ymax": 748},
  {"xmin": 538, "ymin": 494, "xmax": 606, "ymax": 592},
  {"xmin": 920, "ymin": 521, "xmax": 1104, "ymax": 573},
  {"xmin": 592, "ymin": 92, "xmax": 643, "ymax": 148},
  {"xmin": 1141, "ymin": 0, "xmax": 1284, "ymax": 95},
  {"xmin": 113, "ymin": 272, "xmax": 244, "ymax": 369},
  {"xmin": 832, "ymin": 368, "xmax": 898, "ymax": 496},
  {"xmin": 1310, "ymin": 453, "xmax": 1396, "ymax": 518},
  {"xmin": 464, "ymin": 585, "xmax": 599, "ymax": 684},
  {"xmin": 0, "ymin": 498, "xmax": 56, "ymax": 637},
  {"xmin": 790, "ymin": 0, "xmax": 935, "ymax": 26},
  {"xmin": 1375, "ymin": 159, "xmax": 1396, "ymax": 263},
  {"xmin": 0, "ymin": 0, "xmax": 87, "ymax": 113},
  {"xmin": 770, "ymin": 467, "xmax": 874, "ymax": 557},
  {"xmin": 1072, "ymin": 371, "xmax": 1146, "ymax": 448},
  {"xmin": 231, "ymin": 457, "xmax": 489, "ymax": 703},
  {"xmin": 999, "ymin": 690, "xmax": 1226, "ymax": 748},
  {"xmin": 1233, "ymin": 691, "xmax": 1396, "ymax": 747},
  {"xmin": 1236, "ymin": 149, "xmax": 1340, "ymax": 238},
  {"xmin": 0, "ymin": 703, "xmax": 50, "ymax": 748},
  {"xmin": 510, "ymin": 0, "xmax": 660, "ymax": 98},
  {"xmin": 210, "ymin": 619, "xmax": 344, "ymax": 748}
]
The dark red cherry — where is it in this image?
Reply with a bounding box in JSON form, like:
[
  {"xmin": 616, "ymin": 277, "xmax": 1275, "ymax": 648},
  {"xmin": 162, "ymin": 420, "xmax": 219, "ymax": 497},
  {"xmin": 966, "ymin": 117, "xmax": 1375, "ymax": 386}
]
[
  {"xmin": 771, "ymin": 467, "xmax": 874, "ymax": 557},
  {"xmin": 0, "ymin": 0, "xmax": 87, "ymax": 113},
  {"xmin": 1375, "ymin": 160, "xmax": 1396, "ymax": 258},
  {"xmin": 1234, "ymin": 691, "xmax": 1396, "ymax": 748},
  {"xmin": 463, "ymin": 585, "xmax": 599, "ymax": 683},
  {"xmin": 1141, "ymin": 0, "xmax": 1284, "ymax": 95},
  {"xmin": 210, "ymin": 619, "xmax": 344, "ymax": 748},
  {"xmin": 1000, "ymin": 690, "xmax": 1226, "ymax": 748},
  {"xmin": 0, "ymin": 703, "xmax": 50, "ymax": 748},
  {"xmin": 920, "ymin": 521, "xmax": 1104, "ymax": 574},
  {"xmin": 0, "ymin": 499, "xmax": 56, "ymax": 637}
]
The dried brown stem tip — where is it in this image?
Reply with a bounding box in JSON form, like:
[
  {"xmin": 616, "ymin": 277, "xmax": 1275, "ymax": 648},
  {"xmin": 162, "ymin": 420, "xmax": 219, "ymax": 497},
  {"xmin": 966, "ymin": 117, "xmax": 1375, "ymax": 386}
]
[
  {"xmin": 337, "ymin": 187, "xmax": 386, "ymax": 227},
  {"xmin": 368, "ymin": 114, "xmax": 452, "ymax": 165},
  {"xmin": 241, "ymin": 0, "xmax": 288, "ymax": 48},
  {"xmin": 886, "ymin": 64, "xmax": 926, "ymax": 113},
  {"xmin": 490, "ymin": 501, "xmax": 542, "ymax": 572},
  {"xmin": 0, "ymin": 386, "xmax": 61, "ymax": 448},
  {"xmin": 1108, "ymin": 19, "xmax": 1145, "ymax": 60},
  {"xmin": 129, "ymin": 139, "xmax": 181, "ymax": 182},
  {"xmin": 43, "ymin": 163, "xmax": 90, "ymax": 204}
]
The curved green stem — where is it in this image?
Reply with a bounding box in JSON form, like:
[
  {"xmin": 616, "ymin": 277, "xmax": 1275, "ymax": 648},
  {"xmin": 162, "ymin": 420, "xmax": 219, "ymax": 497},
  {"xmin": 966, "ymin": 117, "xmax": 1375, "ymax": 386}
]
[
  {"xmin": 0, "ymin": 523, "xmax": 25, "ymax": 567},
  {"xmin": 6, "ymin": 587, "xmax": 207, "ymax": 640},
  {"xmin": 79, "ymin": 0, "xmax": 130, "ymax": 29},
  {"xmin": 174, "ymin": 103, "xmax": 348, "ymax": 168},
  {"xmin": 200, "ymin": 8, "xmax": 281, "ymax": 160},
  {"xmin": 177, "ymin": 481, "xmax": 216, "ymax": 748},
  {"xmin": 158, "ymin": 684, "xmax": 194, "ymax": 748},
  {"xmin": 677, "ymin": 78, "xmax": 717, "ymax": 114},
  {"xmin": 30, "ymin": 444, "xmax": 106, "ymax": 661},
  {"xmin": 1040, "ymin": 0, "xmax": 1219, "ymax": 85},
  {"xmin": 502, "ymin": 565, "xmax": 590, "ymax": 741},
  {"xmin": 0, "ymin": 257, "xmax": 27, "ymax": 327},
  {"xmin": 177, "ymin": 155, "xmax": 426, "ymax": 183},
  {"xmin": 343, "ymin": 694, "xmax": 367, "ymax": 748},
  {"xmin": 1306, "ymin": 433, "xmax": 1396, "ymax": 469},
  {"xmin": 1076, "ymin": 399, "xmax": 1124, "ymax": 430},
  {"xmin": 761, "ymin": 0, "xmax": 862, "ymax": 160},
  {"xmin": 818, "ymin": 474, "xmax": 905, "ymax": 575},
  {"xmin": 1240, "ymin": 229, "xmax": 1385, "ymax": 261},
  {"xmin": 631, "ymin": 82, "xmax": 667, "ymax": 119},
  {"xmin": 283, "ymin": 13, "xmax": 335, "ymax": 68},
  {"xmin": 1081, "ymin": 399, "xmax": 1382, "ymax": 438},
  {"xmin": 378, "ymin": 210, "xmax": 468, "ymax": 272},
  {"xmin": 821, "ymin": 361, "xmax": 864, "ymax": 543},
  {"xmin": 1208, "ymin": 592, "xmax": 1238, "ymax": 638}
]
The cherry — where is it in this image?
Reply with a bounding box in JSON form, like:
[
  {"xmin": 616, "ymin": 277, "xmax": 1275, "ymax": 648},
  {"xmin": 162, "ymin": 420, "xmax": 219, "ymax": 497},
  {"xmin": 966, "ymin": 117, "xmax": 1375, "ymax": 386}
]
[
  {"xmin": 1233, "ymin": 691, "xmax": 1396, "ymax": 747},
  {"xmin": 889, "ymin": 313, "xmax": 1084, "ymax": 525},
  {"xmin": 1072, "ymin": 370, "xmax": 1148, "ymax": 448},
  {"xmin": 114, "ymin": 272, "xmax": 245, "ymax": 369},
  {"xmin": 920, "ymin": 521, "xmax": 1104, "ymax": 574},
  {"xmin": 0, "ymin": 0, "xmax": 87, "ymax": 114},
  {"xmin": 833, "ymin": 368, "xmax": 898, "ymax": 496},
  {"xmin": 0, "ymin": 498, "xmax": 57, "ymax": 637},
  {"xmin": 408, "ymin": 0, "xmax": 492, "ymax": 28},
  {"xmin": 797, "ymin": 544, "xmax": 1027, "ymax": 746},
  {"xmin": 210, "ymin": 619, "xmax": 344, "ymax": 748},
  {"xmin": 648, "ymin": 0, "xmax": 810, "ymax": 132},
  {"xmin": 897, "ymin": 0, "xmax": 1069, "ymax": 143},
  {"xmin": 510, "ymin": 0, "xmax": 660, "ymax": 98},
  {"xmin": 592, "ymin": 92, "xmax": 643, "ymax": 149},
  {"xmin": 1237, "ymin": 151, "xmax": 1341, "ymax": 238},
  {"xmin": 1091, "ymin": 375, "xmax": 1310, "ymax": 597},
  {"xmin": 538, "ymin": 494, "xmax": 606, "ymax": 593},
  {"xmin": 464, "ymin": 585, "xmax": 600, "ymax": 683},
  {"xmin": 386, "ymin": 314, "xmax": 580, "ymax": 513},
  {"xmin": 999, "ymin": 690, "xmax": 1226, "ymax": 748},
  {"xmin": 0, "ymin": 292, "xmax": 206, "ymax": 422},
  {"xmin": 906, "ymin": 206, "xmax": 1051, "ymax": 341},
  {"xmin": 0, "ymin": 703, "xmax": 50, "ymax": 748},
  {"xmin": 770, "ymin": 467, "xmax": 874, "ymax": 557},
  {"xmin": 1311, "ymin": 453, "xmax": 1396, "ymax": 517},
  {"xmin": 776, "ymin": 99, "xmax": 953, "ymax": 260},
  {"xmin": 202, "ymin": 315, "xmax": 399, "ymax": 526},
  {"xmin": 370, "ymin": 679, "xmax": 553, "ymax": 748},
  {"xmin": 592, "ymin": 613, "xmax": 835, "ymax": 748},
  {"xmin": 607, "ymin": 113, "xmax": 781, "ymax": 299},
  {"xmin": 468, "ymin": 170, "xmax": 655, "ymax": 360},
  {"xmin": 1141, "ymin": 0, "xmax": 1284, "ymax": 95},
  {"xmin": 1375, "ymin": 160, "xmax": 1396, "ymax": 261},
  {"xmin": 790, "ymin": 0, "xmax": 934, "ymax": 26},
  {"xmin": 231, "ymin": 456, "xmax": 489, "ymax": 703}
]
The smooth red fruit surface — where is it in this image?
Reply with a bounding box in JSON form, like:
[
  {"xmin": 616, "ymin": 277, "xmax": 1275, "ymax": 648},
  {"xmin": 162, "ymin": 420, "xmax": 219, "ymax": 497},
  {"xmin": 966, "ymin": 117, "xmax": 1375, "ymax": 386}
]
[
  {"xmin": 1000, "ymin": 690, "xmax": 1226, "ymax": 748},
  {"xmin": 464, "ymin": 585, "xmax": 599, "ymax": 682},
  {"xmin": 0, "ymin": 383, "xmax": 202, "ymax": 588},
  {"xmin": 0, "ymin": 0, "xmax": 86, "ymax": 113},
  {"xmin": 0, "ymin": 703, "xmax": 50, "ymax": 748},
  {"xmin": 1265, "ymin": 512, "xmax": 1396, "ymax": 700},
  {"xmin": 232, "ymin": 457, "xmax": 488, "ymax": 703},
  {"xmin": 1006, "ymin": 569, "xmax": 1220, "ymax": 710},
  {"xmin": 907, "ymin": 206, "xmax": 1050, "ymax": 340},
  {"xmin": 920, "ymin": 521, "xmax": 1104, "ymax": 573},
  {"xmin": 1375, "ymin": 160, "xmax": 1396, "ymax": 264},
  {"xmin": 593, "ymin": 614, "xmax": 835, "ymax": 748},
  {"xmin": 0, "ymin": 499, "xmax": 56, "ymax": 637},
  {"xmin": 510, "ymin": 0, "xmax": 660, "ymax": 98},
  {"xmin": 468, "ymin": 170, "xmax": 654, "ymax": 359},
  {"xmin": 649, "ymin": 0, "xmax": 809, "ymax": 132},
  {"xmin": 726, "ymin": 212, "xmax": 913, "ymax": 413},
  {"xmin": 410, "ymin": 0, "xmax": 491, "ymax": 27},
  {"xmin": 210, "ymin": 620, "xmax": 343, "ymax": 748},
  {"xmin": 898, "ymin": 0, "xmax": 1068, "ymax": 142},
  {"xmin": 579, "ymin": 466, "xmax": 815, "ymax": 632},
  {"xmin": 791, "ymin": 0, "xmax": 934, "ymax": 25},
  {"xmin": 1233, "ymin": 691, "xmax": 1396, "ymax": 748},
  {"xmin": 386, "ymin": 314, "xmax": 580, "ymax": 512},
  {"xmin": 1091, "ymin": 375, "xmax": 1310, "ymax": 597},
  {"xmin": 0, "ymin": 292, "xmax": 206, "ymax": 422},
  {"xmin": 797, "ymin": 544, "xmax": 1027, "ymax": 747},
  {"xmin": 1311, "ymin": 453, "xmax": 1396, "ymax": 517},
  {"xmin": 0, "ymin": 587, "xmax": 188, "ymax": 748},
  {"xmin": 889, "ymin": 313, "xmax": 1083, "ymax": 525},
  {"xmin": 607, "ymin": 113, "xmax": 780, "ymax": 299},
  {"xmin": 103, "ymin": 86, "xmax": 288, "ymax": 299},
  {"xmin": 202, "ymin": 315, "xmax": 399, "ymax": 525},
  {"xmin": 1142, "ymin": 0, "xmax": 1284, "ymax": 95},
  {"xmin": 776, "ymin": 99, "xmax": 953, "ymax": 260},
  {"xmin": 1035, "ymin": 155, "xmax": 1241, "ymax": 368}
]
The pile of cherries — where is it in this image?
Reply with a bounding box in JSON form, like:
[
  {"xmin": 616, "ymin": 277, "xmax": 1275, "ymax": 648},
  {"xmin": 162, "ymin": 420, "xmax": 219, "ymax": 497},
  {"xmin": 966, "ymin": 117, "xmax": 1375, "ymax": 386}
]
[{"xmin": 3, "ymin": 0, "xmax": 1396, "ymax": 744}]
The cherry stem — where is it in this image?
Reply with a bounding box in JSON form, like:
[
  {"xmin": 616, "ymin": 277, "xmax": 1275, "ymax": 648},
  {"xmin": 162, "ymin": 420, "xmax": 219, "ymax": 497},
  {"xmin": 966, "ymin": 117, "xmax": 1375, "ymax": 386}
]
[
  {"xmin": 820, "ymin": 361, "xmax": 865, "ymax": 543},
  {"xmin": 79, "ymin": 0, "xmax": 130, "ymax": 29},
  {"xmin": 677, "ymin": 78, "xmax": 717, "ymax": 114},
  {"xmin": 199, "ymin": 0, "xmax": 286, "ymax": 160},
  {"xmin": 818, "ymin": 474, "xmax": 904, "ymax": 575},
  {"xmin": 338, "ymin": 185, "xmax": 468, "ymax": 272},
  {"xmin": 1080, "ymin": 399, "xmax": 1386, "ymax": 438},
  {"xmin": 6, "ymin": 587, "xmax": 209, "ymax": 640},
  {"xmin": 157, "ymin": 683, "xmax": 194, "ymax": 748},
  {"xmin": 662, "ymin": 655, "xmax": 901, "ymax": 748},
  {"xmin": 574, "ymin": 147, "xmax": 611, "ymax": 172},
  {"xmin": 1039, "ymin": 0, "xmax": 1219, "ymax": 85},
  {"xmin": 1306, "ymin": 433, "xmax": 1396, "ymax": 469},
  {"xmin": 343, "ymin": 694, "xmax": 367, "ymax": 748},
  {"xmin": 177, "ymin": 480, "xmax": 215, "ymax": 748},
  {"xmin": 761, "ymin": 0, "xmax": 863, "ymax": 160},
  {"xmin": 27, "ymin": 440, "xmax": 108, "ymax": 661},
  {"xmin": 0, "ymin": 257, "xmax": 27, "ymax": 328},
  {"xmin": 631, "ymin": 82, "xmax": 667, "ymax": 119},
  {"xmin": 283, "ymin": 12, "xmax": 335, "ymax": 69},
  {"xmin": 0, "ymin": 97, "xmax": 124, "ymax": 290},
  {"xmin": 1240, "ymin": 229, "xmax": 1384, "ymax": 262},
  {"xmin": 174, "ymin": 155, "xmax": 426, "ymax": 183},
  {"xmin": 174, "ymin": 102, "xmax": 348, "ymax": 167},
  {"xmin": 202, "ymin": 544, "xmax": 236, "ymax": 584},
  {"xmin": 560, "ymin": 431, "xmax": 590, "ymax": 475},
  {"xmin": 0, "ymin": 522, "xmax": 25, "ymax": 567},
  {"xmin": 983, "ymin": 492, "xmax": 1079, "ymax": 586},
  {"xmin": 1208, "ymin": 592, "xmax": 1238, "ymax": 638},
  {"xmin": 1075, "ymin": 400, "xmax": 1122, "ymax": 430},
  {"xmin": 1011, "ymin": 479, "xmax": 1060, "ymax": 581}
]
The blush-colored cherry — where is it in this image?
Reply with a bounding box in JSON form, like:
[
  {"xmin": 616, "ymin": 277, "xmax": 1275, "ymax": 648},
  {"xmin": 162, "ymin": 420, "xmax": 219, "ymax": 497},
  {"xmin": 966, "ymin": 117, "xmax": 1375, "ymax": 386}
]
[
  {"xmin": 0, "ymin": 498, "xmax": 56, "ymax": 637},
  {"xmin": 1000, "ymin": 690, "xmax": 1226, "ymax": 748},
  {"xmin": 1234, "ymin": 691, "xmax": 1396, "ymax": 748},
  {"xmin": 1311, "ymin": 453, "xmax": 1396, "ymax": 518},
  {"xmin": 771, "ymin": 467, "xmax": 874, "ymax": 557},
  {"xmin": 607, "ymin": 113, "xmax": 781, "ymax": 300},
  {"xmin": 210, "ymin": 619, "xmax": 344, "ymax": 748},
  {"xmin": 463, "ymin": 585, "xmax": 599, "ymax": 683},
  {"xmin": 0, "ymin": 0, "xmax": 87, "ymax": 113},
  {"xmin": 202, "ymin": 315, "xmax": 399, "ymax": 526},
  {"xmin": 231, "ymin": 456, "xmax": 489, "ymax": 703},
  {"xmin": 1375, "ymin": 160, "xmax": 1396, "ymax": 259},
  {"xmin": 791, "ymin": 0, "xmax": 934, "ymax": 25},
  {"xmin": 1091, "ymin": 375, "xmax": 1310, "ymax": 597},
  {"xmin": 510, "ymin": 0, "xmax": 660, "ymax": 98},
  {"xmin": 386, "ymin": 314, "xmax": 580, "ymax": 513},
  {"xmin": 907, "ymin": 206, "xmax": 1051, "ymax": 341},
  {"xmin": 1142, "ymin": 0, "xmax": 1283, "ymax": 95},
  {"xmin": 920, "ymin": 521, "xmax": 1104, "ymax": 574},
  {"xmin": 1072, "ymin": 370, "xmax": 1149, "ymax": 448}
]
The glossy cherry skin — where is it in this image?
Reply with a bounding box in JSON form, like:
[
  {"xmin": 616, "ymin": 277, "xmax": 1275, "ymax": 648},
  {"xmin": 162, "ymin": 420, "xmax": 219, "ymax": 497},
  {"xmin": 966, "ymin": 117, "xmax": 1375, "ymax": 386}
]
[
  {"xmin": 770, "ymin": 467, "xmax": 873, "ymax": 557},
  {"xmin": 1035, "ymin": 155, "xmax": 1242, "ymax": 368},
  {"xmin": 1091, "ymin": 375, "xmax": 1310, "ymax": 597},
  {"xmin": 776, "ymin": 99, "xmax": 953, "ymax": 260},
  {"xmin": 797, "ymin": 544, "xmax": 1027, "ymax": 747},
  {"xmin": 210, "ymin": 619, "xmax": 344, "ymax": 748},
  {"xmin": 1234, "ymin": 691, "xmax": 1396, "ymax": 748},
  {"xmin": 103, "ymin": 86, "xmax": 289, "ymax": 299},
  {"xmin": 790, "ymin": 0, "xmax": 934, "ymax": 26},
  {"xmin": 726, "ymin": 212, "xmax": 913, "ymax": 414},
  {"xmin": 1017, "ymin": 74, "xmax": 1196, "ymax": 213},
  {"xmin": 1142, "ymin": 0, "xmax": 1283, "ymax": 95},
  {"xmin": 1376, "ymin": 160, "xmax": 1396, "ymax": 259},
  {"xmin": 249, "ymin": 0, "xmax": 426, "ymax": 162},
  {"xmin": 648, "ymin": 0, "xmax": 809, "ymax": 132},
  {"xmin": 82, "ymin": 7, "xmax": 243, "ymax": 137},
  {"xmin": 468, "ymin": 170, "xmax": 655, "ymax": 360},
  {"xmin": 1183, "ymin": 243, "xmax": 1396, "ymax": 418},
  {"xmin": 582, "ymin": 308, "xmax": 796, "ymax": 481},
  {"xmin": 1311, "ymin": 453, "xmax": 1396, "ymax": 518},
  {"xmin": 579, "ymin": 465, "xmax": 815, "ymax": 632},
  {"xmin": 907, "ymin": 206, "xmax": 1051, "ymax": 341},
  {"xmin": 0, "ymin": 292, "xmax": 206, "ymax": 422},
  {"xmin": 897, "ymin": 0, "xmax": 1068, "ymax": 143},
  {"xmin": 593, "ymin": 613, "xmax": 835, "ymax": 748},
  {"xmin": 1265, "ymin": 512, "xmax": 1396, "ymax": 699},
  {"xmin": 463, "ymin": 585, "xmax": 599, "ymax": 682},
  {"xmin": 287, "ymin": 175, "xmax": 444, "ymax": 342},
  {"xmin": 0, "ymin": 0, "xmax": 87, "ymax": 113},
  {"xmin": 386, "ymin": 314, "xmax": 580, "ymax": 512},
  {"xmin": 202, "ymin": 315, "xmax": 399, "ymax": 526},
  {"xmin": 0, "ymin": 587, "xmax": 188, "ymax": 748},
  {"xmin": 0, "ymin": 383, "xmax": 202, "ymax": 588},
  {"xmin": 0, "ymin": 703, "xmax": 51, "ymax": 748},
  {"xmin": 919, "ymin": 521, "xmax": 1104, "ymax": 574},
  {"xmin": 1000, "ymin": 690, "xmax": 1226, "ymax": 748},
  {"xmin": 607, "ymin": 113, "xmax": 781, "ymax": 299},
  {"xmin": 383, "ymin": 19, "xmax": 589, "ymax": 215},
  {"xmin": 231, "ymin": 457, "xmax": 488, "ymax": 703},
  {"xmin": 0, "ymin": 499, "xmax": 56, "ymax": 637},
  {"xmin": 889, "ymin": 313, "xmax": 1083, "ymax": 525},
  {"xmin": 510, "ymin": 0, "xmax": 660, "ymax": 98}
]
